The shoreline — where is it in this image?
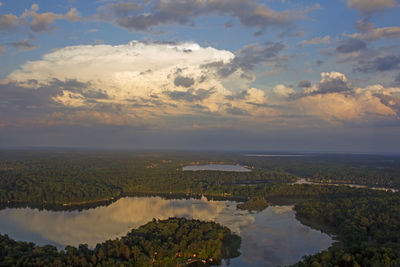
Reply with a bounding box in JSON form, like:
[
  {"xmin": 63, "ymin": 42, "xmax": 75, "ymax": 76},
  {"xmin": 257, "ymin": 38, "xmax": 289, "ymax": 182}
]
[{"xmin": 293, "ymin": 178, "xmax": 399, "ymax": 192}]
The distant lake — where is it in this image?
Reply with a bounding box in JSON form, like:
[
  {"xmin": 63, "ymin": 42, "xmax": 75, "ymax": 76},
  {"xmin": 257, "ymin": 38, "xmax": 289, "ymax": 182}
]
[
  {"xmin": 183, "ymin": 164, "xmax": 251, "ymax": 172},
  {"xmin": 0, "ymin": 197, "xmax": 332, "ymax": 266}
]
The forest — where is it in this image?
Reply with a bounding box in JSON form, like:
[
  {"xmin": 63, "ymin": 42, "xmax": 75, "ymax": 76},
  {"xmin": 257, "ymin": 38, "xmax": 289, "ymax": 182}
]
[
  {"xmin": 293, "ymin": 192, "xmax": 400, "ymax": 266},
  {"xmin": 0, "ymin": 217, "xmax": 241, "ymax": 266},
  {"xmin": 0, "ymin": 150, "xmax": 400, "ymax": 266},
  {"xmin": 0, "ymin": 150, "xmax": 399, "ymax": 207}
]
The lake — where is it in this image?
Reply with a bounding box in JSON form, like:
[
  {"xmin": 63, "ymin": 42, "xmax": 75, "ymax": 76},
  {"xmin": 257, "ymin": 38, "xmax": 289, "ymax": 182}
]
[
  {"xmin": 0, "ymin": 197, "xmax": 332, "ymax": 266},
  {"xmin": 183, "ymin": 164, "xmax": 251, "ymax": 172}
]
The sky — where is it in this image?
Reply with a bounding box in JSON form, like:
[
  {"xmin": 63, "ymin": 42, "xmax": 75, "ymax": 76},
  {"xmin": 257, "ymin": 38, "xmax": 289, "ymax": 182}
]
[{"xmin": 0, "ymin": 0, "xmax": 400, "ymax": 152}]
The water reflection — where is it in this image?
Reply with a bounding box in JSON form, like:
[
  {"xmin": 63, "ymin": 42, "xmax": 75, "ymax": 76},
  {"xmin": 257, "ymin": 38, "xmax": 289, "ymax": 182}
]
[
  {"xmin": 0, "ymin": 197, "xmax": 332, "ymax": 266},
  {"xmin": 226, "ymin": 206, "xmax": 332, "ymax": 266},
  {"xmin": 0, "ymin": 197, "xmax": 253, "ymax": 249}
]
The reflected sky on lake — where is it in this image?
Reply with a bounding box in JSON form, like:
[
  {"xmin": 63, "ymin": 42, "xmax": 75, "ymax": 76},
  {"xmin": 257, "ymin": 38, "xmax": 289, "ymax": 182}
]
[
  {"xmin": 0, "ymin": 197, "xmax": 253, "ymax": 248},
  {"xmin": 0, "ymin": 197, "xmax": 332, "ymax": 266},
  {"xmin": 225, "ymin": 206, "xmax": 333, "ymax": 266}
]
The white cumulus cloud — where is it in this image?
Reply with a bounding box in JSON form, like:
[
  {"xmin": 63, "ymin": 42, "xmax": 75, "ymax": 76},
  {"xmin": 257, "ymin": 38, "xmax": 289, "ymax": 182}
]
[
  {"xmin": 273, "ymin": 84, "xmax": 296, "ymax": 97},
  {"xmin": 3, "ymin": 43, "xmax": 399, "ymax": 129},
  {"xmin": 298, "ymin": 72, "xmax": 398, "ymax": 122},
  {"xmin": 6, "ymin": 41, "xmax": 272, "ymax": 125}
]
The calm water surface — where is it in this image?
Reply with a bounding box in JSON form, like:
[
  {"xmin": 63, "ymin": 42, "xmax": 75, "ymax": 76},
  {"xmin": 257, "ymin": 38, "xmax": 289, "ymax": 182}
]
[
  {"xmin": 183, "ymin": 164, "xmax": 251, "ymax": 172},
  {"xmin": 0, "ymin": 197, "xmax": 332, "ymax": 266}
]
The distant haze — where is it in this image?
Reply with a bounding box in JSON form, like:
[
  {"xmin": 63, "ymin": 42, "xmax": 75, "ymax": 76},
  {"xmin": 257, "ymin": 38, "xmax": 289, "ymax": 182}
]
[{"xmin": 1, "ymin": 124, "xmax": 399, "ymax": 153}]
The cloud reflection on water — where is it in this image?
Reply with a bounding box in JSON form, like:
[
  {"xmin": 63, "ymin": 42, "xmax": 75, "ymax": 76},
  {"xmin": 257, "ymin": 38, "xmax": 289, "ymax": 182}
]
[
  {"xmin": 0, "ymin": 196, "xmax": 253, "ymax": 248},
  {"xmin": 0, "ymin": 198, "xmax": 332, "ymax": 266},
  {"xmin": 227, "ymin": 205, "xmax": 333, "ymax": 267}
]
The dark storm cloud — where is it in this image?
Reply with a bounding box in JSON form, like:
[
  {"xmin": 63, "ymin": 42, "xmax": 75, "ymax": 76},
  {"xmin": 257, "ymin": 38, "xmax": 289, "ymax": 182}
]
[
  {"xmin": 48, "ymin": 78, "xmax": 88, "ymax": 90},
  {"xmin": 218, "ymin": 42, "xmax": 286, "ymax": 77},
  {"xmin": 225, "ymin": 90, "xmax": 249, "ymax": 101},
  {"xmin": 165, "ymin": 88, "xmax": 214, "ymax": 102},
  {"xmin": 80, "ymin": 90, "xmax": 109, "ymax": 100},
  {"xmin": 300, "ymin": 73, "xmax": 353, "ymax": 96},
  {"xmin": 240, "ymin": 72, "xmax": 255, "ymax": 80},
  {"xmin": 11, "ymin": 39, "xmax": 38, "ymax": 51},
  {"xmin": 97, "ymin": 0, "xmax": 317, "ymax": 32},
  {"xmin": 247, "ymin": 102, "xmax": 277, "ymax": 108},
  {"xmin": 356, "ymin": 55, "xmax": 400, "ymax": 72},
  {"xmin": 395, "ymin": 73, "xmax": 400, "ymax": 84},
  {"xmin": 198, "ymin": 75, "xmax": 207, "ymax": 83},
  {"xmin": 26, "ymin": 6, "xmax": 81, "ymax": 33},
  {"xmin": 135, "ymin": 96, "xmax": 180, "ymax": 109},
  {"xmin": 228, "ymin": 42, "xmax": 286, "ymax": 71},
  {"xmin": 355, "ymin": 18, "xmax": 374, "ymax": 33},
  {"xmin": 297, "ymin": 80, "xmax": 311, "ymax": 88},
  {"xmin": 0, "ymin": 79, "xmax": 112, "ymax": 127},
  {"xmin": 49, "ymin": 79, "xmax": 109, "ymax": 100},
  {"xmin": 346, "ymin": 0, "xmax": 397, "ymax": 14},
  {"xmin": 315, "ymin": 78, "xmax": 352, "ymax": 95},
  {"xmin": 226, "ymin": 106, "xmax": 249, "ymax": 116},
  {"xmin": 0, "ymin": 81, "xmax": 65, "ymax": 126},
  {"xmin": 0, "ymin": 81, "xmax": 61, "ymax": 109},
  {"xmin": 201, "ymin": 60, "xmax": 225, "ymax": 70},
  {"xmin": 139, "ymin": 69, "xmax": 153, "ymax": 75},
  {"xmin": 336, "ymin": 38, "xmax": 366, "ymax": 54},
  {"xmin": 224, "ymin": 20, "xmax": 233, "ymax": 28},
  {"xmin": 351, "ymin": 17, "xmax": 400, "ymax": 41},
  {"xmin": 374, "ymin": 93, "xmax": 400, "ymax": 115},
  {"xmin": 97, "ymin": 2, "xmax": 143, "ymax": 20},
  {"xmin": 174, "ymin": 75, "xmax": 195, "ymax": 88},
  {"xmin": 0, "ymin": 14, "xmax": 19, "ymax": 32},
  {"xmin": 191, "ymin": 103, "xmax": 209, "ymax": 111}
]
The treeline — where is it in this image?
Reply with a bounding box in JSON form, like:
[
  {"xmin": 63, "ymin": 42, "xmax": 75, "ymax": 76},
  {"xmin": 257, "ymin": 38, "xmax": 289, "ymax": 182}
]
[
  {"xmin": 0, "ymin": 151, "xmax": 296, "ymax": 206},
  {"xmin": 290, "ymin": 191, "xmax": 400, "ymax": 266},
  {"xmin": 2, "ymin": 150, "xmax": 399, "ymax": 207},
  {"xmin": 229, "ymin": 184, "xmax": 400, "ymax": 266},
  {"xmin": 0, "ymin": 217, "xmax": 241, "ymax": 266},
  {"xmin": 244, "ymin": 154, "xmax": 400, "ymax": 188}
]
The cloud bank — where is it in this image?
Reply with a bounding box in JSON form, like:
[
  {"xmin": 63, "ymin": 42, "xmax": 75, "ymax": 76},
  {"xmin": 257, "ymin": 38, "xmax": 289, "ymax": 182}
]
[
  {"xmin": 97, "ymin": 0, "xmax": 319, "ymax": 33},
  {"xmin": 2, "ymin": 41, "xmax": 399, "ymax": 131},
  {"xmin": 5, "ymin": 41, "xmax": 272, "ymax": 128}
]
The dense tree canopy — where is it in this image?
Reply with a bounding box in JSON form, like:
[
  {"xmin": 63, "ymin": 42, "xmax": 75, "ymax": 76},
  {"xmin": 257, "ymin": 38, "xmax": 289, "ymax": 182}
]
[
  {"xmin": 293, "ymin": 194, "xmax": 400, "ymax": 267},
  {"xmin": 1, "ymin": 151, "xmax": 398, "ymax": 208},
  {"xmin": 0, "ymin": 217, "xmax": 241, "ymax": 266}
]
